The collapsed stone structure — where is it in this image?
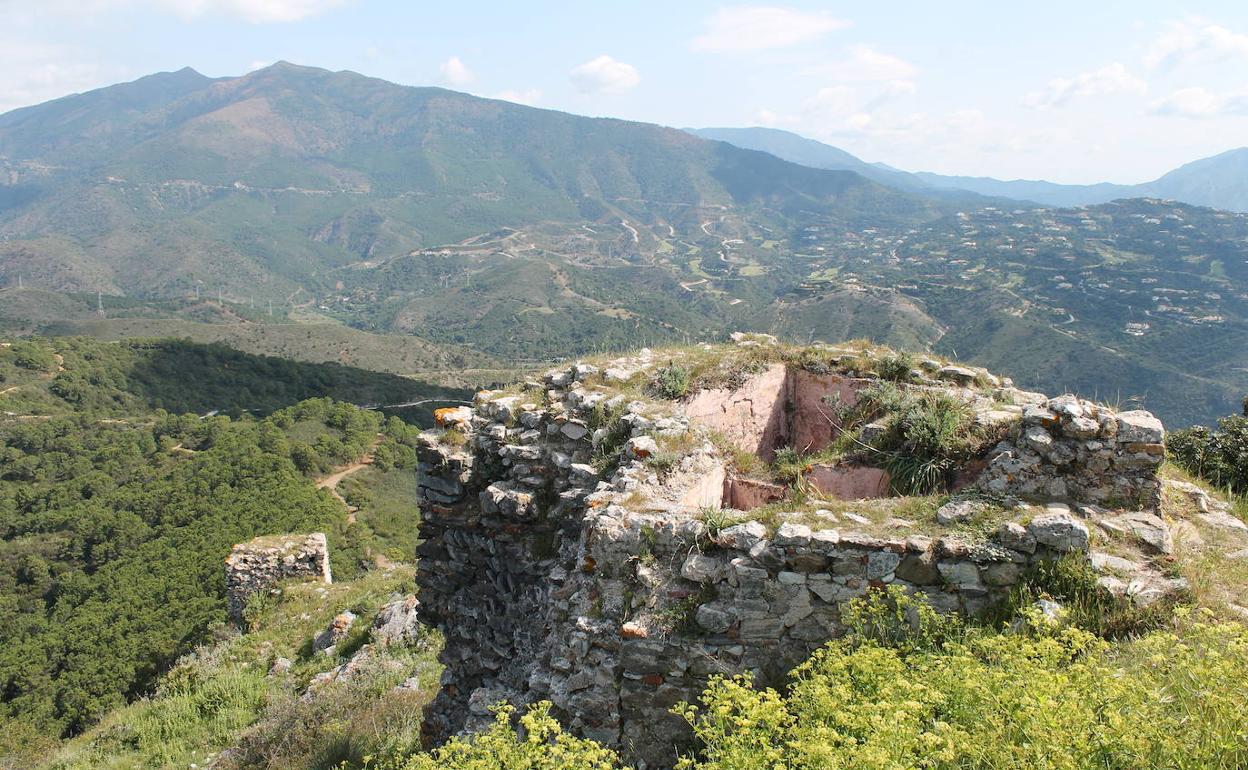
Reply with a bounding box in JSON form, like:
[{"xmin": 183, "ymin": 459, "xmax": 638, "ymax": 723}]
[
  {"xmin": 414, "ymin": 340, "xmax": 1173, "ymax": 767},
  {"xmin": 225, "ymin": 532, "xmax": 332, "ymax": 622}
]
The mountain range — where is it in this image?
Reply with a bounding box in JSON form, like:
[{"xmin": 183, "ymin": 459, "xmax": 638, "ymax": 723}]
[
  {"xmin": 1, "ymin": 63, "xmax": 1246, "ymax": 427},
  {"xmin": 689, "ymin": 127, "xmax": 1248, "ymax": 212}
]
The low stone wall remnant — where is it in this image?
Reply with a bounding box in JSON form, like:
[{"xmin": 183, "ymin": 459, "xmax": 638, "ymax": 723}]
[{"xmin": 225, "ymin": 532, "xmax": 332, "ymax": 622}]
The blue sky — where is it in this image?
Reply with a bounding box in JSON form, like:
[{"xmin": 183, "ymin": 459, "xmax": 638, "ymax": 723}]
[{"xmin": 3, "ymin": 1, "xmax": 1246, "ymax": 183}]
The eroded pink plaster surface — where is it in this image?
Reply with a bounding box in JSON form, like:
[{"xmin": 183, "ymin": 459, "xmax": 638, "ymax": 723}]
[
  {"xmin": 805, "ymin": 464, "xmax": 891, "ymax": 500},
  {"xmin": 685, "ymin": 364, "xmax": 788, "ymax": 461},
  {"xmin": 787, "ymin": 370, "xmax": 867, "ymax": 454}
]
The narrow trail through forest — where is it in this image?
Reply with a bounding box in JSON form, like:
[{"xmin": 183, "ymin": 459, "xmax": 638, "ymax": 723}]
[{"xmin": 315, "ymin": 436, "xmax": 382, "ymax": 522}]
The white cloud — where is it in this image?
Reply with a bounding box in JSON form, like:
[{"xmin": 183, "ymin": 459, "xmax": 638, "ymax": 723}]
[
  {"xmin": 1146, "ymin": 20, "xmax": 1248, "ymax": 69},
  {"xmin": 161, "ymin": 0, "xmax": 350, "ymax": 23},
  {"xmin": 493, "ymin": 88, "xmax": 542, "ymax": 106},
  {"xmin": 832, "ymin": 45, "xmax": 917, "ymax": 82},
  {"xmin": 0, "ymin": 41, "xmax": 109, "ymax": 113},
  {"xmin": 569, "ymin": 55, "xmax": 639, "ymax": 95},
  {"xmin": 691, "ymin": 6, "xmax": 850, "ymax": 53},
  {"xmin": 1150, "ymin": 86, "xmax": 1248, "ymax": 118},
  {"xmin": 33, "ymin": 0, "xmax": 349, "ymax": 23},
  {"xmin": 1023, "ymin": 62, "xmax": 1146, "ymax": 109},
  {"xmin": 438, "ymin": 56, "xmax": 474, "ymax": 87},
  {"xmin": 754, "ymin": 108, "xmax": 801, "ymax": 127}
]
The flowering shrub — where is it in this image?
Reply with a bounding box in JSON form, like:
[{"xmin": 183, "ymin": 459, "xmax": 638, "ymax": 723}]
[
  {"xmin": 675, "ymin": 589, "xmax": 1248, "ymax": 769},
  {"xmin": 387, "ymin": 703, "xmax": 619, "ymax": 770}
]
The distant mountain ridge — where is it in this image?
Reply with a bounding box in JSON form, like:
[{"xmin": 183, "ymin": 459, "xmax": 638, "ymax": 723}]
[
  {"xmin": 689, "ymin": 126, "xmax": 1248, "ymax": 212},
  {"xmin": 2, "ymin": 65, "xmax": 1247, "ymax": 428},
  {"xmin": 0, "ymin": 63, "xmax": 943, "ymax": 298}
]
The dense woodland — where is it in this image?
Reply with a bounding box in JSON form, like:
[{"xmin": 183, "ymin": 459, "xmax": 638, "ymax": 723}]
[{"xmin": 0, "ymin": 338, "xmax": 431, "ymax": 752}]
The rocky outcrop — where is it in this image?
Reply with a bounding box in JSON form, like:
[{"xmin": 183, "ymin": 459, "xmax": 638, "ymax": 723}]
[
  {"xmin": 414, "ymin": 343, "xmax": 1170, "ymax": 768},
  {"xmin": 224, "ymin": 533, "xmax": 332, "ymax": 623}
]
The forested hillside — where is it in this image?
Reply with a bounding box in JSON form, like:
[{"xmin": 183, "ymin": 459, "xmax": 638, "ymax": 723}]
[{"xmin": 0, "ymin": 338, "xmax": 450, "ymax": 756}]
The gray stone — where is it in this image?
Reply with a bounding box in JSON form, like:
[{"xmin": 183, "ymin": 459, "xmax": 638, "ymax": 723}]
[
  {"xmin": 695, "ymin": 604, "xmax": 734, "ymax": 633},
  {"xmin": 371, "ymin": 596, "xmax": 421, "ymax": 647},
  {"xmin": 983, "ymin": 562, "xmax": 1022, "ymax": 586},
  {"xmin": 312, "ymin": 611, "xmax": 357, "ymax": 655},
  {"xmin": 866, "ymin": 551, "xmax": 902, "ymax": 580},
  {"xmin": 937, "ymin": 560, "xmax": 981, "ymax": 588},
  {"xmin": 810, "ymin": 529, "xmax": 841, "ymax": 550},
  {"xmin": 936, "ymin": 499, "xmax": 983, "ymax": 525},
  {"xmin": 717, "ymin": 522, "xmax": 768, "ymax": 551},
  {"xmin": 680, "ymin": 554, "xmax": 723, "ymax": 583},
  {"xmin": 1104, "ymin": 511, "xmax": 1172, "ymax": 554},
  {"xmin": 895, "ymin": 553, "xmax": 941, "ymax": 585},
  {"xmin": 777, "ymin": 571, "xmax": 807, "ymax": 585},
  {"xmin": 773, "ymin": 522, "xmax": 812, "ymax": 548},
  {"xmin": 1116, "ymin": 411, "xmax": 1164, "ymax": 444},
  {"xmin": 561, "ymin": 421, "xmax": 590, "ymax": 441},
  {"xmin": 996, "ymin": 522, "xmax": 1037, "ymax": 554},
  {"xmin": 1027, "ymin": 512, "xmax": 1090, "ymax": 552},
  {"xmin": 1089, "ymin": 551, "xmax": 1141, "ymax": 574}
]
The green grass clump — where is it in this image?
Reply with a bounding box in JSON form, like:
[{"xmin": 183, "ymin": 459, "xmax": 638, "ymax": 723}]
[
  {"xmin": 854, "ymin": 383, "xmax": 987, "ymax": 495},
  {"xmin": 986, "ymin": 556, "xmax": 1179, "ymax": 639},
  {"xmin": 380, "ymin": 703, "xmax": 618, "ymax": 769},
  {"xmin": 588, "ymin": 400, "xmax": 631, "ymax": 473},
  {"xmin": 875, "ymin": 351, "xmax": 918, "ymax": 383},
  {"xmin": 651, "ymin": 364, "xmax": 693, "ymax": 400}
]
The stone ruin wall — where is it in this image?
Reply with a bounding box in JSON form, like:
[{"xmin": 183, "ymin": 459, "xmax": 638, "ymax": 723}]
[
  {"xmin": 224, "ymin": 532, "xmax": 332, "ymax": 622},
  {"xmin": 414, "ymin": 347, "xmax": 1166, "ymax": 768}
]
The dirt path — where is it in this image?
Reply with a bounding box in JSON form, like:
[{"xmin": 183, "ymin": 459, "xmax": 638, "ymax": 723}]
[{"xmin": 315, "ymin": 438, "xmax": 381, "ymax": 522}]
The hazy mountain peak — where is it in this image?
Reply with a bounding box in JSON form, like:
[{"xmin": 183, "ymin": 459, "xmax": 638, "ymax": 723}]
[{"xmin": 694, "ymin": 125, "xmax": 1248, "ymax": 213}]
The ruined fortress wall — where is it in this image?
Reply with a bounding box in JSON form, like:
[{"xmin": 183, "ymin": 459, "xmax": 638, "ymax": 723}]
[
  {"xmin": 224, "ymin": 532, "xmax": 332, "ymax": 622},
  {"xmin": 414, "ymin": 350, "xmax": 1165, "ymax": 767}
]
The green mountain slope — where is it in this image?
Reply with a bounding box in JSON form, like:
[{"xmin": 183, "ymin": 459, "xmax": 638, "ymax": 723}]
[
  {"xmin": 0, "ymin": 336, "xmax": 452, "ymax": 754},
  {"xmin": 0, "ymin": 63, "xmax": 943, "ymax": 299}
]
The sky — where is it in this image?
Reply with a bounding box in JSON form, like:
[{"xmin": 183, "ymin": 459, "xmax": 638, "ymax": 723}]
[{"xmin": 2, "ymin": 1, "xmax": 1247, "ymax": 184}]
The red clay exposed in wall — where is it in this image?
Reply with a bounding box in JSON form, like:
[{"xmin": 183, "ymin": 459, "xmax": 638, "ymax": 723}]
[
  {"xmin": 685, "ymin": 364, "xmax": 789, "ymax": 461},
  {"xmin": 787, "ymin": 370, "xmax": 868, "ymax": 454},
  {"xmin": 686, "ymin": 365, "xmax": 885, "ymax": 509},
  {"xmin": 805, "ymin": 463, "xmax": 891, "ymax": 499}
]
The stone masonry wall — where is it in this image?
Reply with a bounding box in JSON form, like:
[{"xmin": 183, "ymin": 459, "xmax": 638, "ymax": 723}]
[
  {"xmin": 414, "ymin": 344, "xmax": 1167, "ymax": 768},
  {"xmin": 225, "ymin": 532, "xmax": 332, "ymax": 622}
]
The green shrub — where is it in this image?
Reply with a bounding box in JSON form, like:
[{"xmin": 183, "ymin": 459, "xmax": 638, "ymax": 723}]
[
  {"xmin": 697, "ymin": 506, "xmax": 738, "ymax": 539},
  {"xmin": 651, "ymin": 364, "xmax": 692, "ymax": 400},
  {"xmin": 855, "ymin": 383, "xmax": 984, "ymax": 495},
  {"xmin": 383, "ymin": 703, "xmax": 619, "ymax": 770},
  {"xmin": 875, "ymin": 351, "xmax": 917, "ymax": 383},
  {"xmin": 9, "ymin": 340, "xmax": 58, "ymax": 372},
  {"xmin": 588, "ymin": 400, "xmax": 631, "ymax": 473},
  {"xmin": 1168, "ymin": 413, "xmax": 1248, "ymax": 495},
  {"xmin": 771, "ymin": 446, "xmax": 808, "ymax": 484},
  {"xmin": 986, "ymin": 556, "xmax": 1178, "ymax": 639},
  {"xmin": 675, "ymin": 589, "xmax": 1248, "ymax": 770}
]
